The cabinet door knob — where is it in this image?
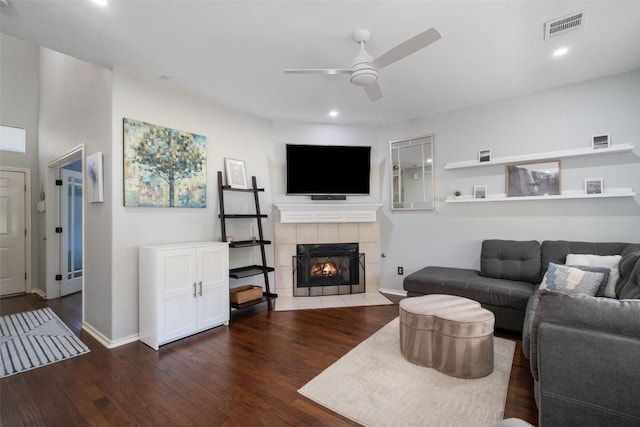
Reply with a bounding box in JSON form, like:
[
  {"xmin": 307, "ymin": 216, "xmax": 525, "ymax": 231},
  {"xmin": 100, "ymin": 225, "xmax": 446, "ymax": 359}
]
[
  {"xmin": 199, "ymin": 281, "xmax": 203, "ymax": 296},
  {"xmin": 193, "ymin": 282, "xmax": 197, "ymax": 298}
]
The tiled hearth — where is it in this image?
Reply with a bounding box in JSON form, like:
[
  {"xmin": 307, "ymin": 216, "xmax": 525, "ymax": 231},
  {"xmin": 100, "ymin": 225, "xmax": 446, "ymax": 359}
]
[{"xmin": 274, "ymin": 222, "xmax": 381, "ymax": 297}]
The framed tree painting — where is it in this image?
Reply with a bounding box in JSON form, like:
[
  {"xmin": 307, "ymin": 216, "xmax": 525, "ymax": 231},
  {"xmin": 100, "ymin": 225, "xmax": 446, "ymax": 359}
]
[{"xmin": 123, "ymin": 118, "xmax": 207, "ymax": 207}]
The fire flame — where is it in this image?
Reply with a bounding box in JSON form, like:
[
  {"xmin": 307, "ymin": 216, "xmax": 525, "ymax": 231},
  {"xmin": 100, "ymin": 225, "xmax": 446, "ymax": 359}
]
[{"xmin": 310, "ymin": 259, "xmax": 338, "ymax": 277}]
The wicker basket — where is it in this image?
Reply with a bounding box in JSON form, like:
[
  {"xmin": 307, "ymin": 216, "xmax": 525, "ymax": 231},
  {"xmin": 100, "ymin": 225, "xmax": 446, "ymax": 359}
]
[{"xmin": 230, "ymin": 285, "xmax": 263, "ymax": 304}]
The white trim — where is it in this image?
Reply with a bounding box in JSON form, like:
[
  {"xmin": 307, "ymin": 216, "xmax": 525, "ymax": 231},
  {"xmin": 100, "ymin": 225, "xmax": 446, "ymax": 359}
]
[
  {"xmin": 46, "ymin": 145, "xmax": 84, "ymax": 169},
  {"xmin": 0, "ymin": 166, "xmax": 32, "ymax": 294},
  {"xmin": 379, "ymin": 287, "xmax": 407, "ymax": 297},
  {"xmin": 82, "ymin": 322, "xmax": 140, "ymax": 349},
  {"xmin": 275, "ymin": 203, "xmax": 381, "ymax": 223},
  {"xmin": 108, "ymin": 334, "xmax": 140, "ymax": 349},
  {"xmin": 31, "ymin": 288, "xmax": 46, "ymax": 299},
  {"xmin": 81, "ymin": 322, "xmax": 109, "ymax": 347}
]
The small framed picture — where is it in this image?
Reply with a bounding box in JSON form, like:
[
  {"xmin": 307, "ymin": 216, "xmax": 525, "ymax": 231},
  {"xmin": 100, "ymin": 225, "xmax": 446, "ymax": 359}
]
[
  {"xmin": 224, "ymin": 158, "xmax": 248, "ymax": 189},
  {"xmin": 478, "ymin": 149, "xmax": 492, "ymax": 163},
  {"xmin": 584, "ymin": 178, "xmax": 603, "ymax": 195},
  {"xmin": 592, "ymin": 134, "xmax": 610, "ymax": 150},
  {"xmin": 473, "ymin": 185, "xmax": 487, "ymax": 199},
  {"xmin": 86, "ymin": 152, "xmax": 104, "ymax": 203}
]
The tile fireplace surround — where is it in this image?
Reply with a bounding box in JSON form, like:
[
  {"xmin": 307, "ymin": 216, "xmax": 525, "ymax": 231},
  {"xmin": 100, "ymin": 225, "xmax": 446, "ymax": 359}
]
[{"xmin": 274, "ymin": 222, "xmax": 380, "ymax": 297}]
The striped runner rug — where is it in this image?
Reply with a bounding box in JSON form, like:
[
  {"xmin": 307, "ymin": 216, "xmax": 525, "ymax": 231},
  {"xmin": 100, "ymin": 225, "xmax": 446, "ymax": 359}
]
[{"xmin": 0, "ymin": 307, "xmax": 89, "ymax": 378}]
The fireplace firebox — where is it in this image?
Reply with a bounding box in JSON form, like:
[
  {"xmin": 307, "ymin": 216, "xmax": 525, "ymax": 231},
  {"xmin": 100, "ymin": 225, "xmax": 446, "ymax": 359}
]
[{"xmin": 294, "ymin": 243, "xmax": 365, "ymax": 296}]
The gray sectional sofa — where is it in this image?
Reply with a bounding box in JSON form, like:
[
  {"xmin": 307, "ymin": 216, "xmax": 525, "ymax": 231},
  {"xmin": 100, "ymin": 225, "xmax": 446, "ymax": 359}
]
[
  {"xmin": 403, "ymin": 239, "xmax": 542, "ymax": 332},
  {"xmin": 402, "ymin": 239, "xmax": 640, "ymax": 332},
  {"xmin": 404, "ymin": 239, "xmax": 640, "ymax": 426}
]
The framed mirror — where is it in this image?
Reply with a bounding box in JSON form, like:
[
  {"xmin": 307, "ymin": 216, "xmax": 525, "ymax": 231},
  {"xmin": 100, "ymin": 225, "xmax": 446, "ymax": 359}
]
[{"xmin": 390, "ymin": 134, "xmax": 434, "ymax": 210}]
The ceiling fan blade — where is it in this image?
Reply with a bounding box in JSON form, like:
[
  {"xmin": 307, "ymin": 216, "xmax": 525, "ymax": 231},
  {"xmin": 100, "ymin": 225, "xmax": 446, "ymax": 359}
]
[
  {"xmin": 364, "ymin": 82, "xmax": 383, "ymax": 102},
  {"xmin": 284, "ymin": 69, "xmax": 351, "ymax": 75},
  {"xmin": 371, "ymin": 28, "xmax": 441, "ymax": 70}
]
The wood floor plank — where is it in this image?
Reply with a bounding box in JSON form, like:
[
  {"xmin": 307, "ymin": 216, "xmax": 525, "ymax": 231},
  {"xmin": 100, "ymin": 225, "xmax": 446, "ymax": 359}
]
[{"xmin": 0, "ymin": 293, "xmax": 538, "ymax": 426}]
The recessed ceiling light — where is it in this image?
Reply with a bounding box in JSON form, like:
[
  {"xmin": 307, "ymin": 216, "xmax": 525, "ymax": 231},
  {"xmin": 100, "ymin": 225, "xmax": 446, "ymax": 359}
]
[
  {"xmin": 90, "ymin": 0, "xmax": 108, "ymax": 6},
  {"xmin": 328, "ymin": 110, "xmax": 339, "ymax": 118},
  {"xmin": 553, "ymin": 47, "xmax": 569, "ymax": 57}
]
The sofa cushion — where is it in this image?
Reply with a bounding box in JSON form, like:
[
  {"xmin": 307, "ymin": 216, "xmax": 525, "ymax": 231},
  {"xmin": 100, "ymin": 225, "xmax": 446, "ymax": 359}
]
[
  {"xmin": 521, "ymin": 288, "xmax": 541, "ymax": 360},
  {"xmin": 539, "ymin": 263, "xmax": 608, "ymax": 296},
  {"xmin": 540, "ymin": 241, "xmax": 631, "ymax": 278},
  {"xmin": 403, "ymin": 266, "xmax": 535, "ymax": 310},
  {"xmin": 481, "ymin": 240, "xmax": 541, "ymax": 284},
  {"xmin": 529, "ymin": 290, "xmax": 640, "ymax": 382},
  {"xmin": 617, "ymin": 251, "xmax": 640, "ymax": 299},
  {"xmin": 565, "ymin": 254, "xmax": 621, "ymax": 297}
]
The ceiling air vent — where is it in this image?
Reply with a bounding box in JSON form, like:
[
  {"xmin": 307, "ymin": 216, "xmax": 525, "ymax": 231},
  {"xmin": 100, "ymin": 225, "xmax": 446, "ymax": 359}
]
[{"xmin": 544, "ymin": 12, "xmax": 584, "ymax": 40}]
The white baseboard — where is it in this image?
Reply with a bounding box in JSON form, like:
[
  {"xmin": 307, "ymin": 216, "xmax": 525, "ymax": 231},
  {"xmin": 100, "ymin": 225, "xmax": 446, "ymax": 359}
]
[
  {"xmin": 379, "ymin": 287, "xmax": 407, "ymax": 297},
  {"xmin": 31, "ymin": 288, "xmax": 46, "ymax": 299},
  {"xmin": 82, "ymin": 322, "xmax": 139, "ymax": 349},
  {"xmin": 109, "ymin": 333, "xmax": 140, "ymax": 348}
]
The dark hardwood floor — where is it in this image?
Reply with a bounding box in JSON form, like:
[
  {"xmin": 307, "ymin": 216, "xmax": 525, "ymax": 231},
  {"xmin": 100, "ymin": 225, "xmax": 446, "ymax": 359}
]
[{"xmin": 0, "ymin": 292, "xmax": 538, "ymax": 426}]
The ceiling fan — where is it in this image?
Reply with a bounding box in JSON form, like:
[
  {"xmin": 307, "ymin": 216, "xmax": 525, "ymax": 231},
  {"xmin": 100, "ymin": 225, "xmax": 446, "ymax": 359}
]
[{"xmin": 285, "ymin": 28, "xmax": 441, "ymax": 102}]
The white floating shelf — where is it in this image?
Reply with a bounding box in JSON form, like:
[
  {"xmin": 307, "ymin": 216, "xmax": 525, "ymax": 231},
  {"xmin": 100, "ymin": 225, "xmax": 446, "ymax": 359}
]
[
  {"xmin": 445, "ymin": 188, "xmax": 635, "ymax": 203},
  {"xmin": 444, "ymin": 144, "xmax": 635, "ymax": 170}
]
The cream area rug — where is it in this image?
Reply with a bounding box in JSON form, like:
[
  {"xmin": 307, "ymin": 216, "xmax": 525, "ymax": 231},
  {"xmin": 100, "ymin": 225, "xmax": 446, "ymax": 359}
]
[{"xmin": 299, "ymin": 318, "xmax": 516, "ymax": 427}]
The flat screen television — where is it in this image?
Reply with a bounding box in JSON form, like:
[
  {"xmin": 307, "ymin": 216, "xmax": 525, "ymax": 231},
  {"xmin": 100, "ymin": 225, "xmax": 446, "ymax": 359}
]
[{"xmin": 286, "ymin": 144, "xmax": 371, "ymax": 196}]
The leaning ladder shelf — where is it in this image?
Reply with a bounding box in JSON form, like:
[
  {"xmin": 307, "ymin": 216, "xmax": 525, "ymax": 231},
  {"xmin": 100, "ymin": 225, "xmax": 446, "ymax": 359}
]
[{"xmin": 217, "ymin": 171, "xmax": 277, "ymax": 311}]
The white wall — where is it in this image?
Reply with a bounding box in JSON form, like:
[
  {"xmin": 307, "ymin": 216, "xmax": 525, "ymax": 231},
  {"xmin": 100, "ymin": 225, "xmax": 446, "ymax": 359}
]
[
  {"xmin": 378, "ymin": 70, "xmax": 640, "ymax": 292},
  {"xmin": 38, "ymin": 48, "xmax": 114, "ymax": 336},
  {"xmin": 0, "ymin": 34, "xmax": 40, "ymax": 291},
  {"xmin": 111, "ymin": 69, "xmax": 274, "ymax": 342}
]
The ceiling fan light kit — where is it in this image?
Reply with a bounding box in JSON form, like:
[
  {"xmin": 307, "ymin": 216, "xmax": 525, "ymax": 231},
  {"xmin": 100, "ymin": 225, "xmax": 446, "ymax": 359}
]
[
  {"xmin": 350, "ymin": 63, "xmax": 377, "ymax": 86},
  {"xmin": 285, "ymin": 27, "xmax": 441, "ymax": 102}
]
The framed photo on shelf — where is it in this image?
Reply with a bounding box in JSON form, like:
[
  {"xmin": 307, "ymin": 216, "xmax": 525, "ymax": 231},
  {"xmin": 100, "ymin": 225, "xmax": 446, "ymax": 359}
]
[
  {"xmin": 585, "ymin": 178, "xmax": 603, "ymax": 195},
  {"xmin": 224, "ymin": 158, "xmax": 248, "ymax": 189},
  {"xmin": 506, "ymin": 160, "xmax": 561, "ymax": 197},
  {"xmin": 478, "ymin": 149, "xmax": 492, "ymax": 163},
  {"xmin": 473, "ymin": 185, "xmax": 487, "ymax": 199},
  {"xmin": 592, "ymin": 134, "xmax": 610, "ymax": 150}
]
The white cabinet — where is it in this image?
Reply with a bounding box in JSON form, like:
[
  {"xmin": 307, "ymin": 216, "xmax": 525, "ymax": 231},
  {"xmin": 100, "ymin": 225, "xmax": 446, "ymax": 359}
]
[{"xmin": 139, "ymin": 241, "xmax": 229, "ymax": 350}]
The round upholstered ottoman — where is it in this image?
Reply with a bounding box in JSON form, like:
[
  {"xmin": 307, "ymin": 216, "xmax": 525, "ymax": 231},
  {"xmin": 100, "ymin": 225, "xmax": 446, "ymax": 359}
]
[{"xmin": 399, "ymin": 294, "xmax": 495, "ymax": 378}]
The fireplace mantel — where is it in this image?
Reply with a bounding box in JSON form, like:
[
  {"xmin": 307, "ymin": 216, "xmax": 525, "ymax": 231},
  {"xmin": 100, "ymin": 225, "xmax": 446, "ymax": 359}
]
[{"xmin": 275, "ymin": 203, "xmax": 381, "ymax": 223}]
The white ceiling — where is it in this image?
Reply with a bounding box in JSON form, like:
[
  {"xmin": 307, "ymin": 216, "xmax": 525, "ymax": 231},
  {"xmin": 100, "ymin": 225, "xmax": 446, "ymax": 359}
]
[{"xmin": 2, "ymin": 1, "xmax": 640, "ymax": 125}]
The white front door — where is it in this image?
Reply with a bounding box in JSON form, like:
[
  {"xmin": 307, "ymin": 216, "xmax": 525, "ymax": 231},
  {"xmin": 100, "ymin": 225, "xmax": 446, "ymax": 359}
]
[
  {"xmin": 0, "ymin": 170, "xmax": 27, "ymax": 296},
  {"xmin": 60, "ymin": 168, "xmax": 83, "ymax": 296}
]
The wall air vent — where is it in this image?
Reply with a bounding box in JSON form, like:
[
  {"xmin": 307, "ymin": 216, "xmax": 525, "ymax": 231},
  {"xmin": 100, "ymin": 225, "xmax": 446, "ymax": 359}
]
[{"xmin": 544, "ymin": 12, "xmax": 584, "ymax": 40}]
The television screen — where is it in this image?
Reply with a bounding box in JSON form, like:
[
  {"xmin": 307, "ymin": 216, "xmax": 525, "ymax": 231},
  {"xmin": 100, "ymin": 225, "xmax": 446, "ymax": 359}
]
[{"xmin": 286, "ymin": 144, "xmax": 371, "ymax": 195}]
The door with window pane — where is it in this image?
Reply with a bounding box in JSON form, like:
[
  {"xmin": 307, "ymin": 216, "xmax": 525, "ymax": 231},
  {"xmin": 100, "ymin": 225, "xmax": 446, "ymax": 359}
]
[{"xmin": 60, "ymin": 168, "xmax": 82, "ymax": 296}]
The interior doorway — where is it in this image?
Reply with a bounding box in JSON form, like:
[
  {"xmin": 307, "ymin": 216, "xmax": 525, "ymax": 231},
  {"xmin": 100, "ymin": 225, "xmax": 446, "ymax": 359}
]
[
  {"xmin": 59, "ymin": 160, "xmax": 83, "ymax": 296},
  {"xmin": 46, "ymin": 146, "xmax": 84, "ymax": 302}
]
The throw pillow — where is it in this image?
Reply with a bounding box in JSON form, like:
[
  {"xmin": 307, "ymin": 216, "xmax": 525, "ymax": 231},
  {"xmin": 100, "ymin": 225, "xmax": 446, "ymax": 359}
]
[
  {"xmin": 539, "ymin": 263, "xmax": 606, "ymax": 296},
  {"xmin": 567, "ymin": 265, "xmax": 611, "ymax": 296},
  {"xmin": 565, "ymin": 254, "xmax": 622, "ymax": 298}
]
